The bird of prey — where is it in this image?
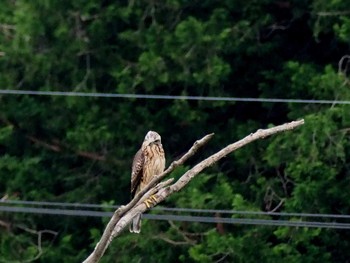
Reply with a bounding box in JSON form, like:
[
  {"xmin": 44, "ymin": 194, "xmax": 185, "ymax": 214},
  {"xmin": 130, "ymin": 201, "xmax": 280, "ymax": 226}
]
[{"xmin": 129, "ymin": 131, "xmax": 166, "ymax": 233}]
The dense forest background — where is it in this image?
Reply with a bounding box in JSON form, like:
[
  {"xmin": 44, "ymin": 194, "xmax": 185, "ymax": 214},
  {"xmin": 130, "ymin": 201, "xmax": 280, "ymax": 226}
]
[{"xmin": 1, "ymin": 0, "xmax": 350, "ymax": 262}]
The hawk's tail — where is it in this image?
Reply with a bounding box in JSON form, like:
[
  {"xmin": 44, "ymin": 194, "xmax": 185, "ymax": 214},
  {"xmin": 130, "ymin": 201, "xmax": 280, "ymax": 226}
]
[{"xmin": 129, "ymin": 214, "xmax": 141, "ymax": 233}]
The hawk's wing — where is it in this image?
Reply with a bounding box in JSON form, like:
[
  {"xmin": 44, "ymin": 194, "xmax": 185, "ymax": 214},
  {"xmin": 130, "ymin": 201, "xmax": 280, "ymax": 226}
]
[{"xmin": 131, "ymin": 148, "xmax": 144, "ymax": 197}]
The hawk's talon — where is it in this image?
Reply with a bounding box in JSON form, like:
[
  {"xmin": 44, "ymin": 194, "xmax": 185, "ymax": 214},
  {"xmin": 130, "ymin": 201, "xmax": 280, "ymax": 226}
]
[
  {"xmin": 144, "ymin": 199, "xmax": 151, "ymax": 208},
  {"xmin": 143, "ymin": 195, "xmax": 158, "ymax": 208},
  {"xmin": 150, "ymin": 194, "xmax": 158, "ymax": 203}
]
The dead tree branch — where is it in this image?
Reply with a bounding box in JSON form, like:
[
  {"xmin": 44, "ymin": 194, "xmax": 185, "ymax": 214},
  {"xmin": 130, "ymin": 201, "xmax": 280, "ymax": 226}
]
[
  {"xmin": 83, "ymin": 119, "xmax": 304, "ymax": 263},
  {"xmin": 83, "ymin": 133, "xmax": 214, "ymax": 263}
]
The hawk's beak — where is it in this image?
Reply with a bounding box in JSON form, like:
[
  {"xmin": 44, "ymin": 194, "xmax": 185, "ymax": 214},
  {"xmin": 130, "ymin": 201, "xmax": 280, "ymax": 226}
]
[{"xmin": 153, "ymin": 140, "xmax": 161, "ymax": 145}]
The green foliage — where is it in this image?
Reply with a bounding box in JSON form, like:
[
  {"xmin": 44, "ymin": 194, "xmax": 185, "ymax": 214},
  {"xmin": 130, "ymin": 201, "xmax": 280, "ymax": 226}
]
[
  {"xmin": 334, "ymin": 16, "xmax": 350, "ymax": 42},
  {"xmin": 1, "ymin": 0, "xmax": 350, "ymax": 262}
]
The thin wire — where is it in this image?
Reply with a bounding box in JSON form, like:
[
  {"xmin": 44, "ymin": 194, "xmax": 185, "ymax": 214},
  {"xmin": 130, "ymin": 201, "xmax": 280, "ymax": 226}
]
[
  {"xmin": 1, "ymin": 205, "xmax": 349, "ymax": 229},
  {"xmin": 1, "ymin": 200, "xmax": 113, "ymax": 209},
  {"xmin": 2, "ymin": 200, "xmax": 350, "ymax": 219},
  {"xmin": 1, "ymin": 89, "xmax": 350, "ymax": 104},
  {"xmin": 147, "ymin": 214, "xmax": 350, "ymax": 229}
]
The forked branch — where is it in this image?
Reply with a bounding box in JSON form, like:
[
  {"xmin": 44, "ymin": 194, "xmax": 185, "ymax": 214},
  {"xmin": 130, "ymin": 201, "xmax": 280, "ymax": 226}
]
[{"xmin": 83, "ymin": 119, "xmax": 304, "ymax": 263}]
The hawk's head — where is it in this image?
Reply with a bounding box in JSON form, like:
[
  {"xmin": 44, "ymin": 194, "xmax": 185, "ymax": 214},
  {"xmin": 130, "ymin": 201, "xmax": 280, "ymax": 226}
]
[{"xmin": 143, "ymin": 131, "xmax": 162, "ymax": 147}]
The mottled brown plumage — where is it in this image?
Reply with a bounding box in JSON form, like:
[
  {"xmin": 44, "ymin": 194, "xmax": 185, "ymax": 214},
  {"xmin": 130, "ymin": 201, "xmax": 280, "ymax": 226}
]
[{"xmin": 129, "ymin": 131, "xmax": 165, "ymax": 233}]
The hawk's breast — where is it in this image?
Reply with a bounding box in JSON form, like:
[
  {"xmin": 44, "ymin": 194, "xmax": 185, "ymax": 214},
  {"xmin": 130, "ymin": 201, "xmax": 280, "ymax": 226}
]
[{"xmin": 141, "ymin": 144, "xmax": 165, "ymax": 187}]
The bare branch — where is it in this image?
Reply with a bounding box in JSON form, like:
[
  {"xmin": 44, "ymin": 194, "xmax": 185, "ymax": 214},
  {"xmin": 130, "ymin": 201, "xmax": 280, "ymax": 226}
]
[
  {"xmin": 338, "ymin": 55, "xmax": 350, "ymax": 75},
  {"xmin": 269, "ymin": 199, "xmax": 285, "ymax": 213},
  {"xmin": 0, "ymin": 219, "xmax": 10, "ymax": 231},
  {"xmin": 0, "ymin": 24, "xmax": 16, "ymax": 30},
  {"xmin": 316, "ymin": 11, "xmax": 350, "ymax": 16},
  {"xmin": 5, "ymin": 225, "xmax": 58, "ymax": 263},
  {"xmin": 26, "ymin": 135, "xmax": 61, "ymax": 152},
  {"xmin": 167, "ymin": 220, "xmax": 198, "ymax": 245},
  {"xmin": 82, "ymin": 119, "xmax": 304, "ymax": 263},
  {"xmin": 83, "ymin": 133, "xmax": 214, "ymax": 263},
  {"xmin": 1, "ymin": 194, "xmax": 9, "ymax": 201},
  {"xmin": 168, "ymin": 120, "xmax": 304, "ymax": 194},
  {"xmin": 154, "ymin": 234, "xmax": 192, "ymax": 246},
  {"xmin": 214, "ymin": 253, "xmax": 230, "ymax": 263}
]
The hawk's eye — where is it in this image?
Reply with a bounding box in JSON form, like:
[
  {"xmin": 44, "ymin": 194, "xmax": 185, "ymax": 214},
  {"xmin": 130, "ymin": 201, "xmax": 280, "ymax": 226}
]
[{"xmin": 154, "ymin": 139, "xmax": 161, "ymax": 143}]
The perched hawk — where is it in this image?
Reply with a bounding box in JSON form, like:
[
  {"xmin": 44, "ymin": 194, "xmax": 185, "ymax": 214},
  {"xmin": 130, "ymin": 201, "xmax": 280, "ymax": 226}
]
[{"xmin": 129, "ymin": 131, "xmax": 166, "ymax": 233}]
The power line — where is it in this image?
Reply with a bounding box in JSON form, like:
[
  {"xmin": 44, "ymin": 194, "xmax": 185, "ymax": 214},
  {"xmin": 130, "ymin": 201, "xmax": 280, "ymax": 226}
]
[
  {"xmin": 1, "ymin": 200, "xmax": 114, "ymax": 209},
  {"xmin": 147, "ymin": 214, "xmax": 350, "ymax": 229},
  {"xmin": 0, "ymin": 89, "xmax": 350, "ymax": 105},
  {"xmin": 2, "ymin": 200, "xmax": 350, "ymax": 219},
  {"xmin": 1, "ymin": 205, "xmax": 349, "ymax": 229},
  {"xmin": 0, "ymin": 205, "xmax": 109, "ymax": 217}
]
